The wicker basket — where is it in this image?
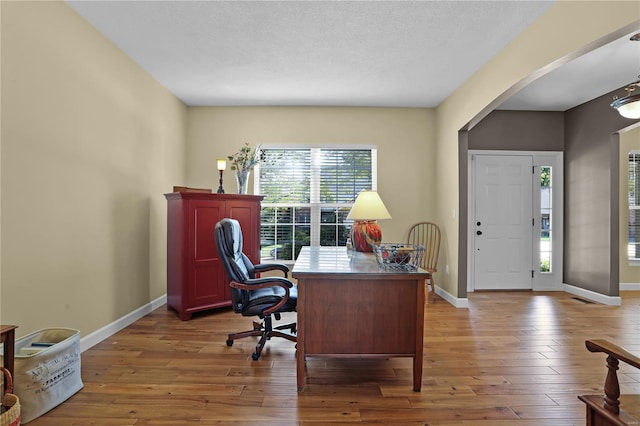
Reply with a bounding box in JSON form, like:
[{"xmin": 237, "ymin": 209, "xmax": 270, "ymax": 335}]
[
  {"xmin": 373, "ymin": 243, "xmax": 425, "ymax": 271},
  {"xmin": 1, "ymin": 367, "xmax": 20, "ymax": 426}
]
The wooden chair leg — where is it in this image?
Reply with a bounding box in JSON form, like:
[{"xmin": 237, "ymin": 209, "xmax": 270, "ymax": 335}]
[{"xmin": 429, "ymin": 275, "xmax": 436, "ymax": 302}]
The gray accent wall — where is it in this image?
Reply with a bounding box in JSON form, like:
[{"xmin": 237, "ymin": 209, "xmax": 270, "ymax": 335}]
[
  {"xmin": 469, "ymin": 110, "xmax": 564, "ymax": 151},
  {"xmin": 564, "ymin": 89, "xmax": 636, "ymax": 296},
  {"xmin": 458, "ymin": 130, "xmax": 469, "ymax": 299}
]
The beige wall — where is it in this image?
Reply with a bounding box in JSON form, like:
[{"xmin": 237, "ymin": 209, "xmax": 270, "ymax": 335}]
[
  {"xmin": 620, "ymin": 126, "xmax": 640, "ymax": 284},
  {"xmin": 186, "ymin": 107, "xmax": 436, "ymax": 243},
  {"xmin": 1, "ymin": 1, "xmax": 187, "ymax": 338},
  {"xmin": 436, "ymin": 1, "xmax": 640, "ymax": 298}
]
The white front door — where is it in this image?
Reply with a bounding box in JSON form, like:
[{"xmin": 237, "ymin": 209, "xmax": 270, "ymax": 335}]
[{"xmin": 473, "ymin": 155, "xmax": 533, "ymax": 290}]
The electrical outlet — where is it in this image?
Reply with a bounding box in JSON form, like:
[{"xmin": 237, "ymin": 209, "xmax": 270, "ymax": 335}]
[{"xmin": 445, "ymin": 265, "xmax": 449, "ymax": 274}]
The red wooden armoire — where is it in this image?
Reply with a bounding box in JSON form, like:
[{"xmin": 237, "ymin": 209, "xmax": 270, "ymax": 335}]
[{"xmin": 164, "ymin": 191, "xmax": 263, "ymax": 320}]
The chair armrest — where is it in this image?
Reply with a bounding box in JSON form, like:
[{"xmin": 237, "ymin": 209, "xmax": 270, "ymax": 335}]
[
  {"xmin": 254, "ymin": 263, "xmax": 290, "ymax": 277},
  {"xmin": 242, "ymin": 277, "xmax": 293, "ymax": 288},
  {"xmin": 230, "ymin": 277, "xmax": 294, "ymax": 315}
]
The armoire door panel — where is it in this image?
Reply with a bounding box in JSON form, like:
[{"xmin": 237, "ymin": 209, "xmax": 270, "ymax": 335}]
[
  {"xmin": 192, "ymin": 260, "xmax": 223, "ymax": 303},
  {"xmin": 191, "ymin": 202, "xmax": 224, "ymax": 260}
]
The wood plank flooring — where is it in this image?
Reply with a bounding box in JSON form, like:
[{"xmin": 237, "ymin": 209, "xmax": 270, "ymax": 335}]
[{"xmin": 29, "ymin": 291, "xmax": 640, "ymax": 425}]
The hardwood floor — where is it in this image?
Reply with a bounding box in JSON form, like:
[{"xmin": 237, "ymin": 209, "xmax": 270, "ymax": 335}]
[{"xmin": 29, "ymin": 291, "xmax": 640, "ymax": 425}]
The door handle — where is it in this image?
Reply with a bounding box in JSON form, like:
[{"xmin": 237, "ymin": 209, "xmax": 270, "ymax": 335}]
[{"xmin": 476, "ymin": 230, "xmax": 482, "ymax": 235}]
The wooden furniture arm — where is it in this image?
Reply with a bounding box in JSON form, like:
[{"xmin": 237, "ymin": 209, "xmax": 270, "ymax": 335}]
[
  {"xmin": 0, "ymin": 325, "xmax": 17, "ymax": 395},
  {"xmin": 585, "ymin": 339, "xmax": 640, "ymax": 416},
  {"xmin": 586, "ymin": 340, "xmax": 640, "ymax": 369},
  {"xmin": 230, "ymin": 278, "xmax": 292, "ymax": 315}
]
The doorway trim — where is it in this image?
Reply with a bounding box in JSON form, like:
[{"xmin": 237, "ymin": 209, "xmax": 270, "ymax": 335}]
[{"xmin": 467, "ymin": 150, "xmax": 564, "ymax": 293}]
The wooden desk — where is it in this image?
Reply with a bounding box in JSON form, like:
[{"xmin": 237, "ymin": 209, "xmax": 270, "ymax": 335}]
[
  {"xmin": 1, "ymin": 325, "xmax": 17, "ymax": 393},
  {"xmin": 292, "ymin": 247, "xmax": 428, "ymax": 392}
]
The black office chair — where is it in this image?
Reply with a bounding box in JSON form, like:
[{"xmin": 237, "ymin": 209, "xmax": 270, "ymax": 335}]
[{"xmin": 214, "ymin": 218, "xmax": 297, "ymax": 360}]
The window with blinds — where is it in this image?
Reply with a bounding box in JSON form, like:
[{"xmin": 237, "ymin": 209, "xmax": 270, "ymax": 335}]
[
  {"xmin": 630, "ymin": 152, "xmax": 639, "ymax": 261},
  {"xmin": 255, "ymin": 146, "xmax": 376, "ymax": 261}
]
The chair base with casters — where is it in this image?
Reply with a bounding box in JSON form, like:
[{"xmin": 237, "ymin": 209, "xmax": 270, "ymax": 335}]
[
  {"xmin": 225, "ymin": 312, "xmax": 297, "ymax": 360},
  {"xmin": 223, "ymin": 279, "xmax": 298, "ymax": 360}
]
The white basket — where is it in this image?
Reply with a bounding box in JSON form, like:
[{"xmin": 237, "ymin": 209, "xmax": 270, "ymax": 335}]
[
  {"xmin": 373, "ymin": 243, "xmax": 425, "ymax": 271},
  {"xmin": 4, "ymin": 328, "xmax": 83, "ymax": 423}
]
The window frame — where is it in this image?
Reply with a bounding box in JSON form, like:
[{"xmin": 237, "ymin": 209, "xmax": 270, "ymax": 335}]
[{"xmin": 254, "ymin": 144, "xmax": 378, "ymax": 261}]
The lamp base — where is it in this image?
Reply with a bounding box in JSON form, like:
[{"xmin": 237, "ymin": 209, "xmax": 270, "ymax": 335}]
[{"xmin": 350, "ymin": 220, "xmax": 382, "ymax": 252}]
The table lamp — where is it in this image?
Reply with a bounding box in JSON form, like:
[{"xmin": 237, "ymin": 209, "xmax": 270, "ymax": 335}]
[
  {"xmin": 216, "ymin": 158, "xmax": 226, "ymax": 194},
  {"xmin": 346, "ymin": 190, "xmax": 392, "ymax": 252}
]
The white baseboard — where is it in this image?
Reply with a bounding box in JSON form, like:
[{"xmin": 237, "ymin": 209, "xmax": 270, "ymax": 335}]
[
  {"xmin": 621, "ymin": 283, "xmax": 640, "ymax": 291},
  {"xmin": 80, "ymin": 294, "xmax": 167, "ymax": 353},
  {"xmin": 442, "ymin": 283, "xmax": 632, "ymax": 309},
  {"xmin": 434, "ymin": 286, "xmax": 469, "ymax": 308},
  {"xmin": 562, "ymin": 284, "xmax": 621, "ymax": 306},
  {"xmin": 533, "ymin": 284, "xmax": 563, "ymax": 291}
]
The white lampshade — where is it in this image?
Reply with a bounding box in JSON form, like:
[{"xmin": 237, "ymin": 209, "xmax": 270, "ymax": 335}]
[
  {"xmin": 346, "ymin": 190, "xmax": 392, "ymax": 221},
  {"xmin": 216, "ymin": 158, "xmax": 227, "ymax": 171}
]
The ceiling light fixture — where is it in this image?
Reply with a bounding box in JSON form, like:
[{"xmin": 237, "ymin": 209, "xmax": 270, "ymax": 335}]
[
  {"xmin": 611, "ymin": 79, "xmax": 640, "ymax": 119},
  {"xmin": 611, "ymin": 33, "xmax": 640, "ymax": 120}
]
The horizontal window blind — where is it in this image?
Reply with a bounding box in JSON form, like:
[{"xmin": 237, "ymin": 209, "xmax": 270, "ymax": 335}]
[
  {"xmin": 631, "ymin": 152, "xmax": 639, "ymax": 208},
  {"xmin": 259, "ymin": 149, "xmax": 311, "ymax": 204},
  {"xmin": 629, "ymin": 152, "xmax": 639, "ymax": 260},
  {"xmin": 318, "ymin": 149, "xmax": 372, "ymax": 203}
]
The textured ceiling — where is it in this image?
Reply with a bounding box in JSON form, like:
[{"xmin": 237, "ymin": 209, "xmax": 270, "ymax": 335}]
[
  {"xmin": 501, "ymin": 30, "xmax": 640, "ymax": 111},
  {"xmin": 67, "ymin": 1, "xmax": 639, "ymax": 111}
]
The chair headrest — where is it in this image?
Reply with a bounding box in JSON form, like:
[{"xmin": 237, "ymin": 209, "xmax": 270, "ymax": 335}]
[
  {"xmin": 218, "ymin": 218, "xmax": 252, "ymax": 282},
  {"xmin": 218, "ymin": 218, "xmax": 243, "ymax": 257}
]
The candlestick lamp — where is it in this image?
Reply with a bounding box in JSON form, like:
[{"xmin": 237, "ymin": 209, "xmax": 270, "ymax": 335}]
[{"xmin": 216, "ymin": 158, "xmax": 226, "ymax": 194}]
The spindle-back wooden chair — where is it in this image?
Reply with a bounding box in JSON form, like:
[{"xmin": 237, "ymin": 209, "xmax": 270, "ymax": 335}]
[{"xmin": 407, "ymin": 221, "xmax": 441, "ymax": 302}]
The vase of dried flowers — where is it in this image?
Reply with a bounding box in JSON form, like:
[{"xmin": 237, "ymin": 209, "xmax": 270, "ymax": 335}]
[
  {"xmin": 235, "ymin": 169, "xmax": 251, "ymax": 194},
  {"xmin": 227, "ymin": 143, "xmax": 263, "ymax": 194}
]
